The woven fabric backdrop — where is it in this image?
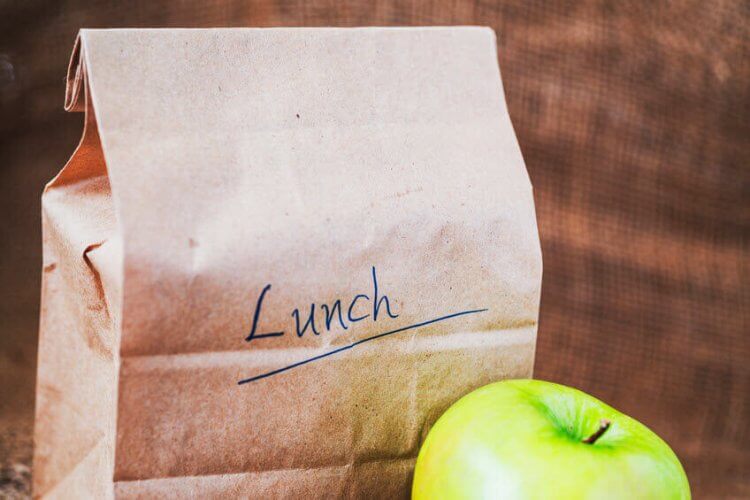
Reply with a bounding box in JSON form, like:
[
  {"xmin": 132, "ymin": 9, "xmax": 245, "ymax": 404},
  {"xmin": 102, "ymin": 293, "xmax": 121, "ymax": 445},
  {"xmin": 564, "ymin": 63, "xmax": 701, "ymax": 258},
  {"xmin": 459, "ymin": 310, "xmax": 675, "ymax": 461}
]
[{"xmin": 1, "ymin": 1, "xmax": 747, "ymax": 498}]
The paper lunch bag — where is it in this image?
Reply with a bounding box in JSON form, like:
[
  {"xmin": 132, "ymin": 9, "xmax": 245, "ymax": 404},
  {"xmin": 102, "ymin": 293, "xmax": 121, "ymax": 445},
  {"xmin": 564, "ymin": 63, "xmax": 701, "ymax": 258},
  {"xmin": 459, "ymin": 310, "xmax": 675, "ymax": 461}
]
[{"xmin": 34, "ymin": 28, "xmax": 542, "ymax": 498}]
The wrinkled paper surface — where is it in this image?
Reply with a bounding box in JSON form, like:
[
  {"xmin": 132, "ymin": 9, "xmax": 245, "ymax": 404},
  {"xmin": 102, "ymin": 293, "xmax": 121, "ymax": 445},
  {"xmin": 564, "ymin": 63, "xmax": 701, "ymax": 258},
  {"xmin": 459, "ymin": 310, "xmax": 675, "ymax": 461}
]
[{"xmin": 34, "ymin": 27, "xmax": 542, "ymax": 498}]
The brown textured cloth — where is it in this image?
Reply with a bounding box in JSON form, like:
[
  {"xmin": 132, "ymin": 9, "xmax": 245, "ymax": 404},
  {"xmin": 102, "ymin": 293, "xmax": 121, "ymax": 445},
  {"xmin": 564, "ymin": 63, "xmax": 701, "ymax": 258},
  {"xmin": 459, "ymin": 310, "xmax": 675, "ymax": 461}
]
[{"xmin": 0, "ymin": 1, "xmax": 747, "ymax": 498}]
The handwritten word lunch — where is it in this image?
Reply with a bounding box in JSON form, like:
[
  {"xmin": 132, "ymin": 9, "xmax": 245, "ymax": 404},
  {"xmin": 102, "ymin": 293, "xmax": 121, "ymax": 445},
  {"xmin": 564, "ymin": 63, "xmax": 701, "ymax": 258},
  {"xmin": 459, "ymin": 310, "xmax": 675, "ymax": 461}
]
[
  {"xmin": 237, "ymin": 266, "xmax": 488, "ymax": 385},
  {"xmin": 246, "ymin": 266, "xmax": 399, "ymax": 342}
]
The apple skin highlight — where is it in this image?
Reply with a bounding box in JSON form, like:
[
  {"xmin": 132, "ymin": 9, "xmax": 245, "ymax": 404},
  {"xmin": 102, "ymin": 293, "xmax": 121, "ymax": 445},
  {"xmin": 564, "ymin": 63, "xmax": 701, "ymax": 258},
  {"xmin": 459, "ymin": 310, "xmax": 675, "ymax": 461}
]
[{"xmin": 412, "ymin": 379, "xmax": 690, "ymax": 500}]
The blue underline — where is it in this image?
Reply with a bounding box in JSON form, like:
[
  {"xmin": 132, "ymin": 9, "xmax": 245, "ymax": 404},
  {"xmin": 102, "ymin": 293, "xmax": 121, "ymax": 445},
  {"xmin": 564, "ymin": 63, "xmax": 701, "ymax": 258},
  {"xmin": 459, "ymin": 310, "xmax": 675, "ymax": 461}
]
[{"xmin": 237, "ymin": 307, "xmax": 489, "ymax": 385}]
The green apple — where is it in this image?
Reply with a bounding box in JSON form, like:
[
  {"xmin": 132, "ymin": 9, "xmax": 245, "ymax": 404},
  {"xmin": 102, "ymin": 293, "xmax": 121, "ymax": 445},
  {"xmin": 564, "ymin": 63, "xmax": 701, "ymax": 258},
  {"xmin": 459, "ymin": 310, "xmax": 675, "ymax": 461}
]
[{"xmin": 413, "ymin": 379, "xmax": 689, "ymax": 499}]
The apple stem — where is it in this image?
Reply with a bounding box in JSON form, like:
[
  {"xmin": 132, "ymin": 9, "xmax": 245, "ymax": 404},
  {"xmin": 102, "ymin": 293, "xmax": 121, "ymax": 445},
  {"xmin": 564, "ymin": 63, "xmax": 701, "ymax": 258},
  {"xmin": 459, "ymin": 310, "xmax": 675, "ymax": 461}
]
[{"xmin": 582, "ymin": 419, "xmax": 611, "ymax": 445}]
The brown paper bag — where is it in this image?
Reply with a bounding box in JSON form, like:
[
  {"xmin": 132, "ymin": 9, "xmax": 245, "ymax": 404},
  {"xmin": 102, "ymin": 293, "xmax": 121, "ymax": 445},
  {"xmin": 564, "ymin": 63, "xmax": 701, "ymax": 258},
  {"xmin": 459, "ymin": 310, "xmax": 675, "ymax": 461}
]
[{"xmin": 33, "ymin": 28, "xmax": 542, "ymax": 498}]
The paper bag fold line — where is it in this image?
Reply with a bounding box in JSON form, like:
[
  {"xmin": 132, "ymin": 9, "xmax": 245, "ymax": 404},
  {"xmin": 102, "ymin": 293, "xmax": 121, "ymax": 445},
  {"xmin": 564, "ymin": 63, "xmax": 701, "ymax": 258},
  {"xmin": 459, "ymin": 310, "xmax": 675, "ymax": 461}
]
[
  {"xmin": 64, "ymin": 34, "xmax": 84, "ymax": 113},
  {"xmin": 114, "ymin": 457, "xmax": 416, "ymax": 499}
]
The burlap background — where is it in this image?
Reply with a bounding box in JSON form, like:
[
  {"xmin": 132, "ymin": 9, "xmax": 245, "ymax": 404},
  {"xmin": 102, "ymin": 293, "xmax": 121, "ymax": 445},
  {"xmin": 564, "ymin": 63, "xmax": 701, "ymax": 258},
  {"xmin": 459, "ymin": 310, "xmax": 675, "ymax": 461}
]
[{"xmin": 1, "ymin": 1, "xmax": 747, "ymax": 498}]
